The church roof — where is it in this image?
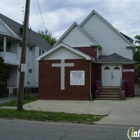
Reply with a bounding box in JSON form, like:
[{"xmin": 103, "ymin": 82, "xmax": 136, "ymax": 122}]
[
  {"xmin": 97, "ymin": 53, "xmax": 135, "ymax": 64},
  {"xmin": 54, "ymin": 22, "xmax": 100, "ymax": 47}
]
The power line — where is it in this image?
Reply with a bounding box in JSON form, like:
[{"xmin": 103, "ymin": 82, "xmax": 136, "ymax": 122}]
[{"xmin": 37, "ymin": 0, "xmax": 46, "ymax": 30}]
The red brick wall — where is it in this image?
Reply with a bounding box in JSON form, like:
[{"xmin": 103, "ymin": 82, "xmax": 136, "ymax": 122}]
[
  {"xmin": 39, "ymin": 59, "xmax": 91, "ymax": 100},
  {"xmin": 74, "ymin": 47, "xmax": 97, "ymax": 59},
  {"xmin": 122, "ymin": 64, "xmax": 135, "ymax": 97}
]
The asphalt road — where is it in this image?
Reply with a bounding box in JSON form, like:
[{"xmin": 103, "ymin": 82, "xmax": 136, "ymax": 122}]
[{"xmin": 0, "ymin": 119, "xmax": 139, "ymax": 140}]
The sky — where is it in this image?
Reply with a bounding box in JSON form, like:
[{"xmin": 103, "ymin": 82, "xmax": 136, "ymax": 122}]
[{"xmin": 0, "ymin": 0, "xmax": 140, "ymax": 41}]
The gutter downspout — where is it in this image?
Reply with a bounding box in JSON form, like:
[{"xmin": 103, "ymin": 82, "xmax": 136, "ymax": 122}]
[{"xmin": 89, "ymin": 61, "xmax": 92, "ymax": 99}]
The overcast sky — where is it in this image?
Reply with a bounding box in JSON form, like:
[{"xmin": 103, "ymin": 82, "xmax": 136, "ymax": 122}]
[{"xmin": 0, "ymin": 0, "xmax": 139, "ymax": 41}]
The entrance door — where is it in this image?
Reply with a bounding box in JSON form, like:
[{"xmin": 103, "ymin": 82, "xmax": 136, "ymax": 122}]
[{"xmin": 102, "ymin": 65, "xmax": 122, "ymax": 86}]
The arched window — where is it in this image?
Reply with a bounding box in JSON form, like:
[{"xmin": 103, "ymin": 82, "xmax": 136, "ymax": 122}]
[
  {"xmin": 104, "ymin": 67, "xmax": 110, "ymax": 70},
  {"xmin": 114, "ymin": 67, "xmax": 120, "ymax": 70}
]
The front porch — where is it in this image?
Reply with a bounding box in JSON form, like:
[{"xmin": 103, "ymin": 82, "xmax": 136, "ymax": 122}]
[
  {"xmin": 0, "ymin": 35, "xmax": 20, "ymax": 66},
  {"xmin": 96, "ymin": 86, "xmax": 125, "ymax": 100}
]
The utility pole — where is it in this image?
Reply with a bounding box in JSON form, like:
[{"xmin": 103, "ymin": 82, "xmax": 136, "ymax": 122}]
[{"xmin": 17, "ymin": 0, "xmax": 30, "ymax": 110}]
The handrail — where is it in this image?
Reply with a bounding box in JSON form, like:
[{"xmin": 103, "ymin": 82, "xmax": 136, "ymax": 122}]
[
  {"xmin": 120, "ymin": 78, "xmax": 122, "ymax": 90},
  {"xmin": 120, "ymin": 79, "xmax": 125, "ymax": 100},
  {"xmin": 95, "ymin": 79, "xmax": 101, "ymax": 99}
]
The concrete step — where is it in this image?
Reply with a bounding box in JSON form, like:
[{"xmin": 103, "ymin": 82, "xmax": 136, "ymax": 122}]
[
  {"xmin": 99, "ymin": 91, "xmax": 120, "ymax": 94},
  {"xmin": 97, "ymin": 86, "xmax": 121, "ymax": 100},
  {"xmin": 97, "ymin": 98, "xmax": 120, "ymax": 100},
  {"xmin": 100, "ymin": 86, "xmax": 120, "ymax": 90},
  {"xmin": 99, "ymin": 94, "xmax": 120, "ymax": 98}
]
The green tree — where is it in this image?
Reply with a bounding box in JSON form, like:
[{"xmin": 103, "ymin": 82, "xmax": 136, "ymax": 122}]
[
  {"xmin": 133, "ymin": 35, "xmax": 140, "ymax": 79},
  {"xmin": 0, "ymin": 57, "xmax": 5, "ymax": 96},
  {"xmin": 38, "ymin": 29, "xmax": 57, "ymax": 46}
]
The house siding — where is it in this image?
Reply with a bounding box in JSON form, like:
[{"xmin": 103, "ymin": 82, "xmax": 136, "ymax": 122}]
[
  {"xmin": 81, "ymin": 14, "xmax": 133, "ymax": 59},
  {"xmin": 34, "ymin": 47, "xmax": 39, "ymax": 86},
  {"xmin": 0, "ymin": 20, "xmax": 14, "ymax": 36},
  {"xmin": 42, "ymin": 47, "xmax": 84, "ymax": 60},
  {"xmin": 62, "ymin": 26, "xmax": 95, "ymax": 47},
  {"xmin": 23, "ymin": 46, "xmax": 41, "ymax": 88}
]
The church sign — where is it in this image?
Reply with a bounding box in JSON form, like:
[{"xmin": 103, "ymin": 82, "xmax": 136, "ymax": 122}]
[
  {"xmin": 70, "ymin": 71, "xmax": 85, "ymax": 85},
  {"xmin": 123, "ymin": 69, "xmax": 134, "ymax": 72}
]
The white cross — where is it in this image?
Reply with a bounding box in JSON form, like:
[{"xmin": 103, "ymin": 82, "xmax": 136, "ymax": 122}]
[{"xmin": 52, "ymin": 59, "xmax": 74, "ymax": 90}]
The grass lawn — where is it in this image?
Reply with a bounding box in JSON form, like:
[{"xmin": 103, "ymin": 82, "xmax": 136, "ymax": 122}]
[
  {"xmin": 0, "ymin": 109, "xmax": 106, "ymax": 123},
  {"xmin": 0, "ymin": 94, "xmax": 106, "ymax": 123},
  {"xmin": 0, "ymin": 94, "xmax": 38, "ymax": 107}
]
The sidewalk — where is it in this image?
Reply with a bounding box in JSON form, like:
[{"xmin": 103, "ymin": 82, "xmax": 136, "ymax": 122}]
[
  {"xmin": 0, "ymin": 98, "xmax": 140, "ymax": 126},
  {"xmin": 0, "ymin": 97, "xmax": 11, "ymax": 104},
  {"xmin": 0, "ymin": 85, "xmax": 140, "ymax": 126},
  {"xmin": 0, "ymin": 96, "xmax": 17, "ymax": 104}
]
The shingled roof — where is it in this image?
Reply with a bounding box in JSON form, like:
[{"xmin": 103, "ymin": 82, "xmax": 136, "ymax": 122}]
[
  {"xmin": 0, "ymin": 13, "xmax": 51, "ymax": 50},
  {"xmin": 97, "ymin": 53, "xmax": 135, "ymax": 63}
]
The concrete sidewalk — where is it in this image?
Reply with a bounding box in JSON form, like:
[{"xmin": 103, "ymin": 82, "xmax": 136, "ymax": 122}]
[
  {"xmin": 0, "ymin": 85, "xmax": 140, "ymax": 126},
  {"xmin": 1, "ymin": 97, "xmax": 140, "ymax": 126},
  {"xmin": 23, "ymin": 97, "xmax": 140, "ymax": 126},
  {"xmin": 0, "ymin": 98, "xmax": 140, "ymax": 126}
]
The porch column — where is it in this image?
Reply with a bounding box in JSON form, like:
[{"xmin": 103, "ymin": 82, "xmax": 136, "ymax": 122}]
[{"xmin": 3, "ymin": 36, "xmax": 6, "ymax": 52}]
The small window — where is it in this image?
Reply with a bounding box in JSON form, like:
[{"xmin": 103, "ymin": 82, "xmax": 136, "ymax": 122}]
[
  {"xmin": 19, "ymin": 43, "xmax": 22, "ymax": 47},
  {"xmin": 29, "ymin": 47, "xmax": 32, "ymax": 51},
  {"xmin": 7, "ymin": 42, "xmax": 11, "ymax": 52},
  {"xmin": 114, "ymin": 67, "xmax": 120, "ymax": 70},
  {"xmin": 29, "ymin": 69, "xmax": 32, "ymax": 73},
  {"xmin": 104, "ymin": 67, "xmax": 110, "ymax": 70},
  {"xmin": 42, "ymin": 50, "xmax": 45, "ymax": 54},
  {"xmin": 39, "ymin": 49, "xmax": 45, "ymax": 55}
]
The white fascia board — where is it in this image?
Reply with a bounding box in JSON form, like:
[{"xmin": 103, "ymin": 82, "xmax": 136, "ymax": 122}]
[
  {"xmin": 76, "ymin": 24, "xmax": 99, "ymax": 46},
  {"xmin": 62, "ymin": 43, "xmax": 92, "ymax": 60},
  {"xmin": 36, "ymin": 43, "xmax": 93, "ymax": 61},
  {"xmin": 54, "ymin": 22, "xmax": 99, "ymax": 47},
  {"xmin": 0, "ymin": 32, "xmax": 21, "ymax": 40},
  {"xmin": 36, "ymin": 45, "xmax": 59, "ymax": 61},
  {"xmin": 0, "ymin": 19, "xmax": 20, "ymax": 39},
  {"xmin": 54, "ymin": 22, "xmax": 77, "ymax": 46}
]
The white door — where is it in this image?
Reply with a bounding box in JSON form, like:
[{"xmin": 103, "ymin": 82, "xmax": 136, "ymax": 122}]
[{"xmin": 102, "ymin": 65, "xmax": 122, "ymax": 86}]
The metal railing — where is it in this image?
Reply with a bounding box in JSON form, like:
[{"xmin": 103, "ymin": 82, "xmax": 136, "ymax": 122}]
[{"xmin": 120, "ymin": 78, "xmax": 122, "ymax": 90}]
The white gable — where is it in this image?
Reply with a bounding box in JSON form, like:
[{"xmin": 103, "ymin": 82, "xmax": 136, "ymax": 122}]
[
  {"xmin": 42, "ymin": 46, "xmax": 84, "ymax": 60},
  {"xmin": 0, "ymin": 19, "xmax": 15, "ymax": 36},
  {"xmin": 81, "ymin": 13, "xmax": 133, "ymax": 59},
  {"xmin": 62, "ymin": 26, "xmax": 96, "ymax": 47},
  {"xmin": 37, "ymin": 43, "xmax": 92, "ymax": 61}
]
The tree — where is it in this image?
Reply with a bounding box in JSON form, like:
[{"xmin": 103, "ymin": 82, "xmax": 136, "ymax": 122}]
[
  {"xmin": 38, "ymin": 29, "xmax": 57, "ymax": 46},
  {"xmin": 0, "ymin": 57, "xmax": 5, "ymax": 97},
  {"xmin": 133, "ymin": 35, "xmax": 140, "ymax": 79}
]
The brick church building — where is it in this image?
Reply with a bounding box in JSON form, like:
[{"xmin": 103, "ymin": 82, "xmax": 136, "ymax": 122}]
[{"xmin": 37, "ymin": 10, "xmax": 135, "ymax": 100}]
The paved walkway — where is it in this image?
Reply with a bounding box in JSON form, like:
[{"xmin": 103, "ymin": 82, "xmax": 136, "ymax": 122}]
[
  {"xmin": 0, "ymin": 84, "xmax": 140, "ymax": 126},
  {"xmin": 1, "ymin": 97, "xmax": 140, "ymax": 126}
]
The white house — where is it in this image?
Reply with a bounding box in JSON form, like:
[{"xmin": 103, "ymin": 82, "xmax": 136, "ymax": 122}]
[{"xmin": 0, "ymin": 13, "xmax": 51, "ymax": 94}]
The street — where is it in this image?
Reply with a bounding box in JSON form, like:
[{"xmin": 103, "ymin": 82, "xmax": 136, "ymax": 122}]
[{"xmin": 0, "ymin": 119, "xmax": 139, "ymax": 140}]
